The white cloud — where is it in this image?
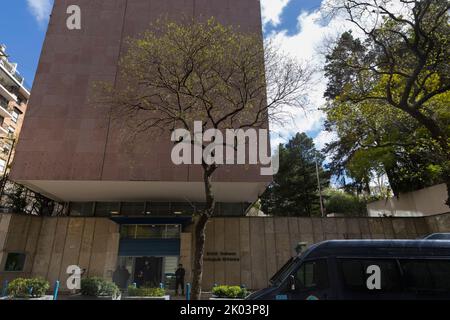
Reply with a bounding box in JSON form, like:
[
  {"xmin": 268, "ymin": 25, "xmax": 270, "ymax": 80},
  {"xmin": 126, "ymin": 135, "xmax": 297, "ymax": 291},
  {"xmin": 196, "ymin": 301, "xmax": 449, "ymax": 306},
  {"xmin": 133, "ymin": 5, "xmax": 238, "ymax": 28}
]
[
  {"xmin": 27, "ymin": 0, "xmax": 52, "ymax": 25},
  {"xmin": 314, "ymin": 130, "xmax": 337, "ymax": 151},
  {"xmin": 261, "ymin": 0, "xmax": 291, "ymax": 27},
  {"xmin": 266, "ymin": 1, "xmax": 359, "ymax": 149}
]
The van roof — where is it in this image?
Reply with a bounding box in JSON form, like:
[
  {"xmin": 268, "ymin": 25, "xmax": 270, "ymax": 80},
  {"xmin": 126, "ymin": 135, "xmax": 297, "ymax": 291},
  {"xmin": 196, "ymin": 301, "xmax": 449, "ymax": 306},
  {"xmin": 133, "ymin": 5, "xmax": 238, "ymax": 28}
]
[{"xmin": 303, "ymin": 240, "xmax": 450, "ymax": 259}]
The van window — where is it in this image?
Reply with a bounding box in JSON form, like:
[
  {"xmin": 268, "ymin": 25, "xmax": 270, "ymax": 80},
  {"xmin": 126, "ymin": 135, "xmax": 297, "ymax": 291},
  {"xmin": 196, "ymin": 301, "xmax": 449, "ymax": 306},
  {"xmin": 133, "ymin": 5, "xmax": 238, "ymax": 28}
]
[
  {"xmin": 294, "ymin": 259, "xmax": 329, "ymax": 290},
  {"xmin": 400, "ymin": 260, "xmax": 450, "ymax": 292},
  {"xmin": 270, "ymin": 257, "xmax": 297, "ymax": 285},
  {"xmin": 339, "ymin": 259, "xmax": 402, "ymax": 292}
]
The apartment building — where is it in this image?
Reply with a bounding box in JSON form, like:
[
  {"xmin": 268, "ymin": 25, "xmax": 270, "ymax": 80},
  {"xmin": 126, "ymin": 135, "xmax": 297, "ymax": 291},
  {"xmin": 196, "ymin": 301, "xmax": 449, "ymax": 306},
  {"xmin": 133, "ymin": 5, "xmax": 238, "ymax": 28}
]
[{"xmin": 0, "ymin": 44, "xmax": 29, "ymax": 175}]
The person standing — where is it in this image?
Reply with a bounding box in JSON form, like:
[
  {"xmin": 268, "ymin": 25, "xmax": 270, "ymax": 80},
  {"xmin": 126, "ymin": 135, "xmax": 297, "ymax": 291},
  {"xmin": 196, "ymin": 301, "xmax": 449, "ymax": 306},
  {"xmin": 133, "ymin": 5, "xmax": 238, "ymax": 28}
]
[
  {"xmin": 175, "ymin": 263, "xmax": 186, "ymax": 296},
  {"xmin": 143, "ymin": 260, "xmax": 152, "ymax": 287}
]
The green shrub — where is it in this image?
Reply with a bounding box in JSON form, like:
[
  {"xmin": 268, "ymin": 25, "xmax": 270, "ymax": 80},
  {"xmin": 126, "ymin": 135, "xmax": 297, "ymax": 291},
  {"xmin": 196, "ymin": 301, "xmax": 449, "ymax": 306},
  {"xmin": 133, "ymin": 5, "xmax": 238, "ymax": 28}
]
[
  {"xmin": 212, "ymin": 285, "xmax": 247, "ymax": 299},
  {"xmin": 127, "ymin": 286, "xmax": 166, "ymax": 297},
  {"xmin": 324, "ymin": 188, "xmax": 368, "ymax": 216},
  {"xmin": 8, "ymin": 277, "xmax": 50, "ymax": 298},
  {"xmin": 80, "ymin": 277, "xmax": 120, "ymax": 298}
]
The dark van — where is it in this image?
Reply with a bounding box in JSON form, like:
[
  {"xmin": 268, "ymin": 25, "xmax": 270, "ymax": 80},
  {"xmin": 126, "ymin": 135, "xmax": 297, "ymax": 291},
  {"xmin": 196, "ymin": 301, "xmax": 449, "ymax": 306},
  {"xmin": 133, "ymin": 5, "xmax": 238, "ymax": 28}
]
[{"xmin": 246, "ymin": 240, "xmax": 450, "ymax": 300}]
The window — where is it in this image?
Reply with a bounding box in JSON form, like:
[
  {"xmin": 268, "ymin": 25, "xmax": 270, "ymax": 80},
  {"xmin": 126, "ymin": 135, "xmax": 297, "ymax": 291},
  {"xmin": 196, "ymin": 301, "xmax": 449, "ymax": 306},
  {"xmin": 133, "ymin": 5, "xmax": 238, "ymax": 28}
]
[
  {"xmin": 339, "ymin": 259, "xmax": 402, "ymax": 292},
  {"xmin": 136, "ymin": 225, "xmax": 163, "ymax": 239},
  {"xmin": 147, "ymin": 202, "xmax": 171, "ymax": 215},
  {"xmin": 171, "ymin": 202, "xmax": 194, "ymax": 215},
  {"xmin": 120, "ymin": 225, "xmax": 137, "ymax": 239},
  {"xmin": 7, "ymin": 126, "xmax": 14, "ymax": 134},
  {"xmin": 165, "ymin": 225, "xmax": 181, "ymax": 238},
  {"xmin": 4, "ymin": 253, "xmax": 26, "ymax": 271},
  {"xmin": 69, "ymin": 202, "xmax": 94, "ymax": 216},
  {"xmin": 0, "ymin": 159, "xmax": 6, "ymax": 173},
  {"xmin": 400, "ymin": 259, "xmax": 450, "ymax": 293},
  {"xmin": 294, "ymin": 259, "xmax": 329, "ymax": 291},
  {"xmin": 120, "ymin": 224, "xmax": 181, "ymax": 239},
  {"xmin": 95, "ymin": 202, "xmax": 120, "ymax": 216},
  {"xmin": 121, "ymin": 202, "xmax": 145, "ymax": 216},
  {"xmin": 11, "ymin": 109, "xmax": 19, "ymax": 123}
]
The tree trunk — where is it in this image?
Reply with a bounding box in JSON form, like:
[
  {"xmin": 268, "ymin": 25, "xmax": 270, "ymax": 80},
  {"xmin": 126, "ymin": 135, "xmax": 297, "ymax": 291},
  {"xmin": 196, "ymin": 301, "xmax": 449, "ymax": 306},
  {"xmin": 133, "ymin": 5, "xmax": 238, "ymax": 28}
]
[{"xmin": 191, "ymin": 164, "xmax": 216, "ymax": 300}]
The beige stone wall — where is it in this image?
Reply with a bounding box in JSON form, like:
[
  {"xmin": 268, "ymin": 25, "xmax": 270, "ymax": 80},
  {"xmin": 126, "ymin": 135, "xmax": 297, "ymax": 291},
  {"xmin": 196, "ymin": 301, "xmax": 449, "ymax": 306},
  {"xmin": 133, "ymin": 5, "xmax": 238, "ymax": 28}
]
[
  {"xmin": 367, "ymin": 183, "xmax": 450, "ymax": 217},
  {"xmin": 0, "ymin": 215, "xmax": 42, "ymax": 283},
  {"xmin": 202, "ymin": 216, "xmax": 432, "ymax": 290},
  {"xmin": 425, "ymin": 212, "xmax": 450, "ymax": 233},
  {"xmin": 0, "ymin": 215, "xmax": 119, "ymax": 291},
  {"xmin": 1, "ymin": 213, "xmax": 449, "ymax": 292}
]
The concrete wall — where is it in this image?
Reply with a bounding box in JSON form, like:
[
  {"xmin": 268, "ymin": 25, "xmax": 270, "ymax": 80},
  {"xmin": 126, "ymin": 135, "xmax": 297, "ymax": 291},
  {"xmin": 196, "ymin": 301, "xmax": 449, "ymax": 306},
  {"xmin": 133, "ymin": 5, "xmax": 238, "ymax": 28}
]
[
  {"xmin": 0, "ymin": 214, "xmax": 119, "ymax": 291},
  {"xmin": 201, "ymin": 216, "xmax": 432, "ymax": 290},
  {"xmin": 1, "ymin": 213, "xmax": 450, "ymax": 292},
  {"xmin": 367, "ymin": 183, "xmax": 450, "ymax": 217}
]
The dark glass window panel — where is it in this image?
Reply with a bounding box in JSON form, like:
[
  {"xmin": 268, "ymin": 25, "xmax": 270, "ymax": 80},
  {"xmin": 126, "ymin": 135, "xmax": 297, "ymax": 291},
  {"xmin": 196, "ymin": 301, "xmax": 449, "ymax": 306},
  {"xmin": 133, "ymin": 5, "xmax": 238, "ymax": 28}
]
[
  {"xmin": 171, "ymin": 203, "xmax": 195, "ymax": 215},
  {"xmin": 121, "ymin": 202, "xmax": 145, "ymax": 216},
  {"xmin": 220, "ymin": 203, "xmax": 245, "ymax": 216},
  {"xmin": 120, "ymin": 225, "xmax": 136, "ymax": 239},
  {"xmin": 295, "ymin": 259, "xmax": 329, "ymax": 290},
  {"xmin": 339, "ymin": 259, "xmax": 402, "ymax": 292},
  {"xmin": 95, "ymin": 202, "xmax": 120, "ymax": 216},
  {"xmin": 120, "ymin": 224, "xmax": 181, "ymax": 239},
  {"xmin": 165, "ymin": 225, "xmax": 181, "ymax": 238},
  {"xmin": 4, "ymin": 253, "xmax": 26, "ymax": 271},
  {"xmin": 70, "ymin": 202, "xmax": 94, "ymax": 216},
  {"xmin": 148, "ymin": 202, "xmax": 171, "ymax": 216},
  {"xmin": 400, "ymin": 260, "xmax": 450, "ymax": 292},
  {"xmin": 193, "ymin": 202, "xmax": 206, "ymax": 213}
]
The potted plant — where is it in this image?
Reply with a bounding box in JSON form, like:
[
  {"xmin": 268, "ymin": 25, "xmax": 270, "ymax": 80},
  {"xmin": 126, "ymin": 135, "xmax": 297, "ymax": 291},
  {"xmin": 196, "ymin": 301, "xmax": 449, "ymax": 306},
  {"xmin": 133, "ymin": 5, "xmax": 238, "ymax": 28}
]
[
  {"xmin": 210, "ymin": 285, "xmax": 248, "ymax": 300},
  {"xmin": 68, "ymin": 277, "xmax": 121, "ymax": 300},
  {"xmin": 123, "ymin": 286, "xmax": 170, "ymax": 300},
  {"xmin": 2, "ymin": 277, "xmax": 52, "ymax": 300}
]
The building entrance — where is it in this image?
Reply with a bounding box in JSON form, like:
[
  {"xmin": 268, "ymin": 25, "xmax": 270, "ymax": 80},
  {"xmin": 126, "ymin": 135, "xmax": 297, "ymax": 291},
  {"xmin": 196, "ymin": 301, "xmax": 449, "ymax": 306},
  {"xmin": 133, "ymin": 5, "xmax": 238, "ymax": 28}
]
[
  {"xmin": 134, "ymin": 256, "xmax": 163, "ymax": 287},
  {"xmin": 115, "ymin": 256, "xmax": 178, "ymax": 289}
]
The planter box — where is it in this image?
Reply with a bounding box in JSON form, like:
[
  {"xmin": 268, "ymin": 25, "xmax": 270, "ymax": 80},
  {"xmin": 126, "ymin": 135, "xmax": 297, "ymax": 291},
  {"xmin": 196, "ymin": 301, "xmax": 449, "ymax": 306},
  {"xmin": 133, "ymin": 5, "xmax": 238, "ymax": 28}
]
[
  {"xmin": 1, "ymin": 295, "xmax": 54, "ymax": 300},
  {"xmin": 122, "ymin": 295, "xmax": 170, "ymax": 300},
  {"xmin": 65, "ymin": 293, "xmax": 121, "ymax": 300},
  {"xmin": 209, "ymin": 297, "xmax": 244, "ymax": 300}
]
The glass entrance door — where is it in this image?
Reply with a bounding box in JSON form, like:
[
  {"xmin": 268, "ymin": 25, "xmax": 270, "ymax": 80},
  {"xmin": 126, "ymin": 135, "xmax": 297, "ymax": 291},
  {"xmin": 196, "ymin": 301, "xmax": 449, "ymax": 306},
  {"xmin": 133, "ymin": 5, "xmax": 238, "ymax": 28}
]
[{"xmin": 134, "ymin": 256, "xmax": 163, "ymax": 287}]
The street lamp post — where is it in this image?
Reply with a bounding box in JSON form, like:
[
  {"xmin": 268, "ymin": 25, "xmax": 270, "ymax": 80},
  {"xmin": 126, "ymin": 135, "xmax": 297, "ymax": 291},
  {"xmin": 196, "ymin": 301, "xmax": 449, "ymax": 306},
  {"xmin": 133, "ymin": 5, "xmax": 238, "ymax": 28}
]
[{"xmin": 315, "ymin": 153, "xmax": 325, "ymax": 218}]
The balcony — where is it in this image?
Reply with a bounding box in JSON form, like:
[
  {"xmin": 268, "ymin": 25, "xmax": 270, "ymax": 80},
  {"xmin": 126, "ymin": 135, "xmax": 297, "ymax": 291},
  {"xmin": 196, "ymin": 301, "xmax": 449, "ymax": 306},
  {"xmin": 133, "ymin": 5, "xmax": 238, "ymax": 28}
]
[
  {"xmin": 0, "ymin": 99, "xmax": 12, "ymax": 119},
  {"xmin": 0, "ymin": 83, "xmax": 18, "ymax": 102},
  {"xmin": 0, "ymin": 124, "xmax": 9, "ymax": 135},
  {"xmin": 0, "ymin": 59, "xmax": 24, "ymax": 86}
]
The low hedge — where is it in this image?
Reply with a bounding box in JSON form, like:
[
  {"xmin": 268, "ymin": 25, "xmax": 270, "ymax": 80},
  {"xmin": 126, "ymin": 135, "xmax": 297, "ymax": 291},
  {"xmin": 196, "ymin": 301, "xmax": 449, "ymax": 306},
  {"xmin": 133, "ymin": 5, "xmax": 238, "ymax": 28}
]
[
  {"xmin": 127, "ymin": 286, "xmax": 166, "ymax": 297},
  {"xmin": 7, "ymin": 277, "xmax": 50, "ymax": 298},
  {"xmin": 80, "ymin": 277, "xmax": 121, "ymax": 298},
  {"xmin": 212, "ymin": 285, "xmax": 248, "ymax": 299}
]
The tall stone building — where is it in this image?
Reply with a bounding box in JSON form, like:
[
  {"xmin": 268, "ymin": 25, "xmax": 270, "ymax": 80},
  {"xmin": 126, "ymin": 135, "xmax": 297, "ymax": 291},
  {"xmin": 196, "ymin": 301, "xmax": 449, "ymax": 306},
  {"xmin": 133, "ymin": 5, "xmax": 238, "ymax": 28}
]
[{"xmin": 5, "ymin": 0, "xmax": 271, "ymax": 289}]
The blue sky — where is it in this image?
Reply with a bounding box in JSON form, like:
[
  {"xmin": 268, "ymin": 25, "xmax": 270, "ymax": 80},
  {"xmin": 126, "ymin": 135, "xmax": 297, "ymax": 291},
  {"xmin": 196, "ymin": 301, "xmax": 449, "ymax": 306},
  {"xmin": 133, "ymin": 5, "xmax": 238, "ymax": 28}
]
[
  {"xmin": 1, "ymin": 0, "xmax": 333, "ymax": 149},
  {"xmin": 1, "ymin": 0, "xmax": 321, "ymax": 85},
  {"xmin": 0, "ymin": 1, "xmax": 51, "ymax": 89}
]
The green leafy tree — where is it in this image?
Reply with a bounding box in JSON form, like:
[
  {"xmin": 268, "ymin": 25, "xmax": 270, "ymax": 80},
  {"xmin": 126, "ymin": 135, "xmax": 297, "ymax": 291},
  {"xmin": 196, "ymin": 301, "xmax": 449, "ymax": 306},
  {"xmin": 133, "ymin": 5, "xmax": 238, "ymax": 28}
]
[
  {"xmin": 323, "ymin": 188, "xmax": 368, "ymax": 216},
  {"xmin": 261, "ymin": 133, "xmax": 330, "ymax": 216},
  {"xmin": 323, "ymin": 0, "xmax": 450, "ymax": 202},
  {"xmin": 95, "ymin": 18, "xmax": 311, "ymax": 299}
]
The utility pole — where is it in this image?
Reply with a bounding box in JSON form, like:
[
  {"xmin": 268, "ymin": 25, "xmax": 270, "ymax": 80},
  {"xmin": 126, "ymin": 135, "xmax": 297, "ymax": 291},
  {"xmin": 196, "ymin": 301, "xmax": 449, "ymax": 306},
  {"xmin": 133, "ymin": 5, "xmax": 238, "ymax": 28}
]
[{"xmin": 315, "ymin": 153, "xmax": 325, "ymax": 218}]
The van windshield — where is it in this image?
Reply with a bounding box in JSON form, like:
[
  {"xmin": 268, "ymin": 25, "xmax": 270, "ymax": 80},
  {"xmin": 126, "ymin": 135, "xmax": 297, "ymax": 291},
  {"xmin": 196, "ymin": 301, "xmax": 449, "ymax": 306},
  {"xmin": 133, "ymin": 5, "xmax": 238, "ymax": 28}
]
[{"xmin": 269, "ymin": 257, "xmax": 299, "ymax": 286}]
